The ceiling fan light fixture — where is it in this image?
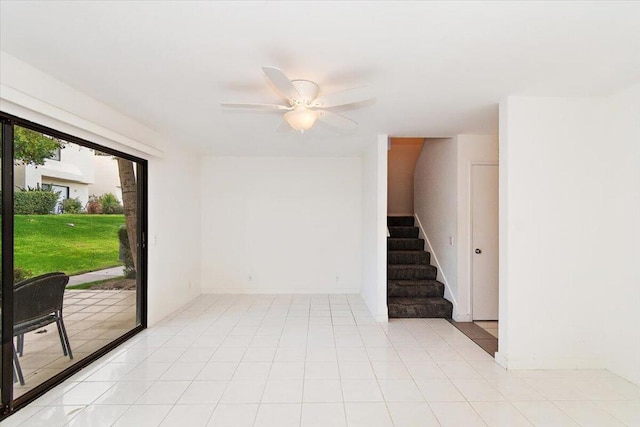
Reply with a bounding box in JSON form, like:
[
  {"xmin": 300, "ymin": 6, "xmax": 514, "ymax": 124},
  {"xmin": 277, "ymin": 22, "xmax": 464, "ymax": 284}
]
[
  {"xmin": 222, "ymin": 66, "xmax": 368, "ymax": 133},
  {"xmin": 284, "ymin": 106, "xmax": 318, "ymax": 132}
]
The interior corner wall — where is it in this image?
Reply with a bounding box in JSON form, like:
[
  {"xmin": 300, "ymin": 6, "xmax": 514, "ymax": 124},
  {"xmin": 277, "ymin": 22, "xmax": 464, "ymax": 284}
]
[
  {"xmin": 387, "ymin": 138, "xmax": 423, "ymax": 216},
  {"xmin": 413, "ymin": 138, "xmax": 459, "ymax": 315},
  {"xmin": 498, "ymin": 86, "xmax": 640, "ymax": 383},
  {"xmin": 600, "ymin": 83, "xmax": 640, "ymax": 384},
  {"xmin": 0, "ymin": 51, "xmax": 203, "ymax": 326},
  {"xmin": 200, "ymin": 156, "xmax": 362, "ymax": 294},
  {"xmin": 361, "ymin": 135, "xmax": 388, "ymax": 321},
  {"xmin": 147, "ymin": 144, "xmax": 202, "ymax": 325},
  {"xmin": 455, "ymin": 134, "xmax": 498, "ymax": 321},
  {"xmin": 497, "ymin": 103, "xmax": 510, "ymax": 368}
]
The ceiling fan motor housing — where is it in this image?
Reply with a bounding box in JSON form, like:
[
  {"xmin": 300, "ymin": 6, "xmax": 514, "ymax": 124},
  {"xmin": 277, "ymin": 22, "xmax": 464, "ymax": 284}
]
[{"xmin": 290, "ymin": 80, "xmax": 319, "ymax": 105}]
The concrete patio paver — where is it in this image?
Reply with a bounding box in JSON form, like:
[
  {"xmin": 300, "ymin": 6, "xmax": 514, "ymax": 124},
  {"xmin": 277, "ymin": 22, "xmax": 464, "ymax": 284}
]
[{"xmin": 13, "ymin": 289, "xmax": 137, "ymax": 398}]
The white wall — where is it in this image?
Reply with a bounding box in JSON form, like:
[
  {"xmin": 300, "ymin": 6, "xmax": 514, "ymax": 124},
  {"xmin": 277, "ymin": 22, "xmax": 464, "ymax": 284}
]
[
  {"xmin": 147, "ymin": 144, "xmax": 202, "ymax": 324},
  {"xmin": 200, "ymin": 156, "xmax": 362, "ymax": 294},
  {"xmin": 413, "ymin": 138, "xmax": 459, "ymax": 313},
  {"xmin": 361, "ymin": 135, "xmax": 388, "ymax": 321},
  {"xmin": 498, "ymin": 84, "xmax": 640, "ymax": 384},
  {"xmin": 1, "ymin": 51, "xmax": 202, "ymax": 325},
  {"xmin": 499, "ymin": 95, "xmax": 606, "ymax": 370},
  {"xmin": 413, "ymin": 135, "xmax": 498, "ymax": 321},
  {"xmin": 600, "ymin": 84, "xmax": 640, "ymax": 383},
  {"xmin": 456, "ymin": 135, "xmax": 499, "ymax": 320}
]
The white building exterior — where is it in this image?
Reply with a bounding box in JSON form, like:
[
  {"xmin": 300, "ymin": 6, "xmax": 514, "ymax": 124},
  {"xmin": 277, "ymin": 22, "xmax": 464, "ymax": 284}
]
[
  {"xmin": 14, "ymin": 142, "xmax": 121, "ymax": 212},
  {"xmin": 88, "ymin": 154, "xmax": 123, "ymax": 202}
]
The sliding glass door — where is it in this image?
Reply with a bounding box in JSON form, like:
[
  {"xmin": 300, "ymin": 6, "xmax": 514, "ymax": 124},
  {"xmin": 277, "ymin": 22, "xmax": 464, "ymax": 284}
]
[{"xmin": 0, "ymin": 113, "xmax": 147, "ymax": 416}]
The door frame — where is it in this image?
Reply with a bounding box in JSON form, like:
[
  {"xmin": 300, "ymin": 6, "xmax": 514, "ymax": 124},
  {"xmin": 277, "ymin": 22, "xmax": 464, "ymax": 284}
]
[
  {"xmin": 468, "ymin": 161, "xmax": 499, "ymax": 321},
  {"xmin": 0, "ymin": 111, "xmax": 148, "ymax": 417},
  {"xmin": 43, "ymin": 184, "xmax": 69, "ymax": 213}
]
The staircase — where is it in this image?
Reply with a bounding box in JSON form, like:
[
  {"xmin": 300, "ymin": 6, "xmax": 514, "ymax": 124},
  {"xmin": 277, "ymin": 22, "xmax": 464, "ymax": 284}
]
[{"xmin": 387, "ymin": 216, "xmax": 453, "ymax": 318}]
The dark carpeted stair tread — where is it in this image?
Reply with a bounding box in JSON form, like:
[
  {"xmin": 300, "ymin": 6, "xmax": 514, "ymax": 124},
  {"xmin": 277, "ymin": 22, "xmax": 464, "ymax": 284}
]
[
  {"xmin": 388, "ymin": 251, "xmax": 431, "ymax": 265},
  {"xmin": 387, "ymin": 264, "xmax": 437, "ymax": 280},
  {"xmin": 388, "ymin": 280, "xmax": 444, "ymax": 297},
  {"xmin": 388, "ymin": 226, "xmax": 419, "ymax": 238},
  {"xmin": 389, "ymin": 297, "xmax": 451, "ymax": 304},
  {"xmin": 388, "ymin": 265, "xmax": 434, "ymax": 270},
  {"xmin": 388, "ymin": 279, "xmax": 441, "ymax": 286},
  {"xmin": 387, "ymin": 238, "xmax": 424, "ymax": 251},
  {"xmin": 386, "ymin": 216, "xmax": 453, "ymax": 319},
  {"xmin": 387, "ymin": 216, "xmax": 415, "ymax": 227},
  {"xmin": 388, "ymin": 297, "xmax": 453, "ymax": 318}
]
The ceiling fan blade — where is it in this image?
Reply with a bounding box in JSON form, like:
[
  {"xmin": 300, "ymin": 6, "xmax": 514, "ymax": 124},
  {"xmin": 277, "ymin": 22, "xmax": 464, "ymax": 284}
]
[
  {"xmin": 221, "ymin": 103, "xmax": 291, "ymax": 110},
  {"xmin": 312, "ymin": 86, "xmax": 373, "ymax": 108},
  {"xmin": 317, "ymin": 110, "xmax": 358, "ymax": 129},
  {"xmin": 262, "ymin": 66, "xmax": 301, "ymax": 101}
]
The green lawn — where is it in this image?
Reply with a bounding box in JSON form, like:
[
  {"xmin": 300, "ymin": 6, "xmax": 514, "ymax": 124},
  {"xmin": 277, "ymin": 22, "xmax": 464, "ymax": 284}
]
[{"xmin": 14, "ymin": 214, "xmax": 125, "ymax": 276}]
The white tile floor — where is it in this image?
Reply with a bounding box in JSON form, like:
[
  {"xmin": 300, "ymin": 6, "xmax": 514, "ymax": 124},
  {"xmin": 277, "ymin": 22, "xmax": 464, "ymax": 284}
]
[{"xmin": 2, "ymin": 294, "xmax": 639, "ymax": 426}]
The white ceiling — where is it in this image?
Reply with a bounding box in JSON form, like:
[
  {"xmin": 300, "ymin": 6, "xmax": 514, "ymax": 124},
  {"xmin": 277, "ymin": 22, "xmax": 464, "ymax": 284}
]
[{"xmin": 1, "ymin": 1, "xmax": 639, "ymax": 156}]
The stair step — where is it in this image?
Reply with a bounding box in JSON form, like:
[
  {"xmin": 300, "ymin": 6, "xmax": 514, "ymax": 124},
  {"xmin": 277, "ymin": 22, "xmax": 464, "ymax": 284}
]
[
  {"xmin": 387, "ymin": 216, "xmax": 415, "ymax": 227},
  {"xmin": 386, "ymin": 215, "xmax": 453, "ymax": 319},
  {"xmin": 387, "ymin": 238, "xmax": 424, "ymax": 251},
  {"xmin": 387, "ymin": 280, "xmax": 444, "ymax": 297},
  {"xmin": 388, "ymin": 264, "xmax": 437, "ymax": 280},
  {"xmin": 388, "ymin": 251, "xmax": 430, "ymax": 265},
  {"xmin": 388, "ymin": 226, "xmax": 419, "ymax": 238},
  {"xmin": 388, "ymin": 297, "xmax": 453, "ymax": 318}
]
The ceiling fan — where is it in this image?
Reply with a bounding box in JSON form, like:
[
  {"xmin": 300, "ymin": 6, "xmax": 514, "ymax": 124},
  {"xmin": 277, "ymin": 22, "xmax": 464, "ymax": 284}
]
[{"xmin": 221, "ymin": 66, "xmax": 373, "ymax": 133}]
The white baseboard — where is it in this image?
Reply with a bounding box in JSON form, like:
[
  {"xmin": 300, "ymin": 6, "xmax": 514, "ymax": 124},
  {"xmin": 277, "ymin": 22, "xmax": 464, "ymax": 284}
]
[
  {"xmin": 414, "ymin": 213, "xmax": 459, "ymax": 315},
  {"xmin": 494, "ymin": 352, "xmax": 508, "ymax": 369},
  {"xmin": 505, "ymin": 357, "xmax": 604, "ymax": 370},
  {"xmin": 148, "ymin": 294, "xmax": 201, "ymax": 326},
  {"xmin": 493, "ymin": 352, "xmax": 604, "ymax": 370},
  {"xmin": 453, "ymin": 313, "xmax": 472, "ymax": 322},
  {"xmin": 374, "ymin": 313, "xmax": 389, "ymax": 322}
]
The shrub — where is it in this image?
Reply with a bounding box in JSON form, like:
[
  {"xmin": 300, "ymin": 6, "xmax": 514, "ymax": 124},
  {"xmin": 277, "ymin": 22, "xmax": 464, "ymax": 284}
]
[
  {"xmin": 86, "ymin": 195, "xmax": 102, "ymax": 214},
  {"xmin": 14, "ymin": 267, "xmax": 33, "ymax": 283},
  {"xmin": 100, "ymin": 193, "xmax": 124, "ymax": 214},
  {"xmin": 118, "ymin": 225, "xmax": 136, "ymax": 278},
  {"xmin": 0, "ymin": 266, "xmax": 33, "ymax": 283},
  {"xmin": 14, "ymin": 186, "xmax": 58, "ymax": 214},
  {"xmin": 62, "ymin": 197, "xmax": 83, "ymax": 214}
]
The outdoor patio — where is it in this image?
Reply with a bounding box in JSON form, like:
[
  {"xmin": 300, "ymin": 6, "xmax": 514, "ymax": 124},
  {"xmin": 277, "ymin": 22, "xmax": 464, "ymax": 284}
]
[{"xmin": 13, "ymin": 289, "xmax": 137, "ymax": 398}]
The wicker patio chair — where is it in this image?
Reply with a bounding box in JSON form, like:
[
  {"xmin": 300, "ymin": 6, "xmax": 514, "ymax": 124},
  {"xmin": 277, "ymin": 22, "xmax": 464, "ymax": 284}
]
[{"xmin": 13, "ymin": 272, "xmax": 73, "ymax": 385}]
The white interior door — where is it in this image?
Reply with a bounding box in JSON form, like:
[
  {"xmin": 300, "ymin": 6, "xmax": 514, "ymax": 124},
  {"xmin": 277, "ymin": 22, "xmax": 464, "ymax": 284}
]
[{"xmin": 471, "ymin": 164, "xmax": 499, "ymax": 320}]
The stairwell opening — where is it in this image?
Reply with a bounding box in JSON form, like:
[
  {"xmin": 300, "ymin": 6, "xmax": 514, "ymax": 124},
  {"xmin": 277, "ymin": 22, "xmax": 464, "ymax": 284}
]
[
  {"xmin": 386, "ymin": 136, "xmax": 500, "ymax": 357},
  {"xmin": 387, "ymin": 137, "xmax": 454, "ymax": 318}
]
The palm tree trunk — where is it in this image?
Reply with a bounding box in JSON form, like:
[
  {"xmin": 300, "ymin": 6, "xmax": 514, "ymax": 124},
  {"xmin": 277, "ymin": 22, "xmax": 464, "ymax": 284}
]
[{"xmin": 117, "ymin": 159, "xmax": 137, "ymax": 271}]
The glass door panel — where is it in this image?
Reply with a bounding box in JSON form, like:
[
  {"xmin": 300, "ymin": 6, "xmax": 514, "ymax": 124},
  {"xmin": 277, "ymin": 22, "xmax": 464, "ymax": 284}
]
[{"xmin": 11, "ymin": 126, "xmax": 142, "ymax": 398}]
